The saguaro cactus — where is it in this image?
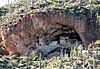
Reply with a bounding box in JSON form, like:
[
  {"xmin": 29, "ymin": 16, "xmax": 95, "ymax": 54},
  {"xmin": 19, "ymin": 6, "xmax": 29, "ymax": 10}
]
[
  {"xmin": 60, "ymin": 47, "xmax": 64, "ymax": 69},
  {"xmin": 83, "ymin": 57, "xmax": 85, "ymax": 69},
  {"xmin": 39, "ymin": 53, "xmax": 42, "ymax": 69},
  {"xmin": 8, "ymin": 0, "xmax": 10, "ymax": 12},
  {"xmin": 14, "ymin": 0, "xmax": 16, "ymax": 2}
]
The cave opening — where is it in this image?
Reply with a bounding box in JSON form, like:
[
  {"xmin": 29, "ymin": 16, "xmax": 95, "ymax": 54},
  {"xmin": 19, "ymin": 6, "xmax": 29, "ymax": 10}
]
[
  {"xmin": 51, "ymin": 28, "xmax": 82, "ymax": 45},
  {"xmin": 58, "ymin": 30, "xmax": 82, "ymax": 42},
  {"xmin": 44, "ymin": 28, "xmax": 83, "ymax": 58}
]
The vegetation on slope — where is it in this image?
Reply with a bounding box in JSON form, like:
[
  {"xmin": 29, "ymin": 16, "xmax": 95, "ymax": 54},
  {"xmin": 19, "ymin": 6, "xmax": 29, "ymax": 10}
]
[{"xmin": 0, "ymin": 0, "xmax": 100, "ymax": 25}]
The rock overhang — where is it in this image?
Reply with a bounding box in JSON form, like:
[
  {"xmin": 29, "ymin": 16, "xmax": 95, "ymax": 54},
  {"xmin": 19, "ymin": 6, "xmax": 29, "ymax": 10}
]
[{"xmin": 0, "ymin": 6, "xmax": 99, "ymax": 55}]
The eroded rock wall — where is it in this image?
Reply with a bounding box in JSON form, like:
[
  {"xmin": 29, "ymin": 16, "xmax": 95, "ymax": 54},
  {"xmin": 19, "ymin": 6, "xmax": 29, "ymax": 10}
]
[{"xmin": 0, "ymin": 11, "xmax": 99, "ymax": 55}]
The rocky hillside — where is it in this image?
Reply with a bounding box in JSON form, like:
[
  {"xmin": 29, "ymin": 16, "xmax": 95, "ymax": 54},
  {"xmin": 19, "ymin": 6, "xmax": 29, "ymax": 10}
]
[{"xmin": 0, "ymin": 0, "xmax": 100, "ymax": 56}]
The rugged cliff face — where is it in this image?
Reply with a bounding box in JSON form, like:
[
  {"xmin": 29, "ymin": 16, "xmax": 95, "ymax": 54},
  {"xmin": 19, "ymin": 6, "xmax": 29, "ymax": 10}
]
[{"xmin": 0, "ymin": 7, "xmax": 99, "ymax": 56}]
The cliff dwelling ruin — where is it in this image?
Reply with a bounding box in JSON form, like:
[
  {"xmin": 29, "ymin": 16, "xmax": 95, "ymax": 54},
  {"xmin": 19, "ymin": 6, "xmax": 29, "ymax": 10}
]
[{"xmin": 0, "ymin": 0, "xmax": 100, "ymax": 56}]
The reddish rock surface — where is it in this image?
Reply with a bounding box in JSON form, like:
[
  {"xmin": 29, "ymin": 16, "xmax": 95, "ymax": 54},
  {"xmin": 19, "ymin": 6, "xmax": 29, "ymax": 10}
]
[{"xmin": 0, "ymin": 11, "xmax": 99, "ymax": 56}]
